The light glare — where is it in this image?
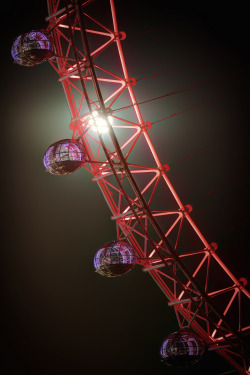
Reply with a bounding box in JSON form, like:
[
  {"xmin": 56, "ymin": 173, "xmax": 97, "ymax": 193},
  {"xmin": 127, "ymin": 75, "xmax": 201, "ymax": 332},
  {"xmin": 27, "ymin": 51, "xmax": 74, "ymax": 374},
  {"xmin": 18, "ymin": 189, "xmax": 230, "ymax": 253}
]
[{"xmin": 88, "ymin": 111, "xmax": 113, "ymax": 134}]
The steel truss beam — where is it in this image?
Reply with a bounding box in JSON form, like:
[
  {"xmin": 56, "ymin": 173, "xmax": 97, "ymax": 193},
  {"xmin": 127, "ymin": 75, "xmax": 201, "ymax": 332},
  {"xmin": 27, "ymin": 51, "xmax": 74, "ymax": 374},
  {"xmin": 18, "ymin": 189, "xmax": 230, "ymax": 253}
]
[{"xmin": 46, "ymin": 1, "xmax": 250, "ymax": 373}]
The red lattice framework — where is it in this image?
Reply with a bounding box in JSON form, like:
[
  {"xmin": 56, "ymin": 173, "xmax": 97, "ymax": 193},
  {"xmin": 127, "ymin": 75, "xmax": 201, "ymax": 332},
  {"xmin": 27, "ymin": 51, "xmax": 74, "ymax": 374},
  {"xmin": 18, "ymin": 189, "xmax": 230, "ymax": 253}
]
[{"xmin": 46, "ymin": 1, "xmax": 249, "ymax": 373}]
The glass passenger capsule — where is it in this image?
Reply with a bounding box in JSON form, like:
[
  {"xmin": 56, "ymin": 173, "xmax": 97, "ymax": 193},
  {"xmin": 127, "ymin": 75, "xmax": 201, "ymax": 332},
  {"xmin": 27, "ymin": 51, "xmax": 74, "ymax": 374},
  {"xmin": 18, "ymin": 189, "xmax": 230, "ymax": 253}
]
[
  {"xmin": 11, "ymin": 30, "xmax": 54, "ymax": 66},
  {"xmin": 160, "ymin": 329, "xmax": 205, "ymax": 367},
  {"xmin": 43, "ymin": 139, "xmax": 86, "ymax": 176},
  {"xmin": 94, "ymin": 241, "xmax": 137, "ymax": 277}
]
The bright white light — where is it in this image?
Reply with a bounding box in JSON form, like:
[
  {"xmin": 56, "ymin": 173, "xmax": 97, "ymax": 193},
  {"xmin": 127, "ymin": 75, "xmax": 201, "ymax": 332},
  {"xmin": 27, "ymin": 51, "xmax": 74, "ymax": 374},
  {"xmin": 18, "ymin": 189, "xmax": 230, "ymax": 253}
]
[{"xmin": 88, "ymin": 112, "xmax": 113, "ymax": 134}]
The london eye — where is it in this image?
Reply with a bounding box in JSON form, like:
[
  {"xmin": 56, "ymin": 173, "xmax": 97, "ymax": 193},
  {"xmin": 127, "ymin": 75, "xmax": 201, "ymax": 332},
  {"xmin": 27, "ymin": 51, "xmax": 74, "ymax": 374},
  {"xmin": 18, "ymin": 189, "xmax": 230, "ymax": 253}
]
[{"xmin": 3, "ymin": 1, "xmax": 250, "ymax": 374}]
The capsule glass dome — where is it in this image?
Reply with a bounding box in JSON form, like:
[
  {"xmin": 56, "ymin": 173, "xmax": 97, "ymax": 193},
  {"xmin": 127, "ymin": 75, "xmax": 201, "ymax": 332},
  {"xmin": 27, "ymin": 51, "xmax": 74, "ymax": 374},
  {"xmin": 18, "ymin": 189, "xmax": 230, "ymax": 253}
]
[
  {"xmin": 11, "ymin": 30, "xmax": 54, "ymax": 67},
  {"xmin": 43, "ymin": 139, "xmax": 86, "ymax": 176},
  {"xmin": 160, "ymin": 329, "xmax": 205, "ymax": 367},
  {"xmin": 94, "ymin": 240, "xmax": 137, "ymax": 277}
]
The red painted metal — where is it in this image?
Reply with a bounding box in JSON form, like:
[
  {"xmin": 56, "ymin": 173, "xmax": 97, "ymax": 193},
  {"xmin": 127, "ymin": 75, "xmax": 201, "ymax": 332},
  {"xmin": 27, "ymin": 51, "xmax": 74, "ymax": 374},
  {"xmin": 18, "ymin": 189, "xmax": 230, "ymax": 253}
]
[{"xmin": 46, "ymin": 1, "xmax": 250, "ymax": 373}]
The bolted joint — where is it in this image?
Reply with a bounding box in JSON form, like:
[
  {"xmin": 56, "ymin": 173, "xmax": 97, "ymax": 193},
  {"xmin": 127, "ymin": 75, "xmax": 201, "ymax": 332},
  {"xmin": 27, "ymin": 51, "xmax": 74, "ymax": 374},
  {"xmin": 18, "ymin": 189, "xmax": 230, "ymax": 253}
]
[
  {"xmin": 209, "ymin": 242, "xmax": 218, "ymax": 251},
  {"xmin": 83, "ymin": 62, "xmax": 90, "ymax": 69},
  {"xmin": 115, "ymin": 31, "xmax": 126, "ymax": 41},
  {"xmin": 128, "ymin": 77, "xmax": 136, "ymax": 86},
  {"xmin": 106, "ymin": 107, "xmax": 113, "ymax": 116},
  {"xmin": 162, "ymin": 164, "xmax": 170, "ymax": 173},
  {"xmin": 119, "ymin": 31, "xmax": 126, "ymax": 40},
  {"xmin": 144, "ymin": 121, "xmax": 152, "ymax": 130},
  {"xmin": 184, "ymin": 204, "xmax": 193, "ymax": 214},
  {"xmin": 239, "ymin": 277, "xmax": 247, "ymax": 287},
  {"xmin": 158, "ymin": 164, "xmax": 170, "ymax": 174}
]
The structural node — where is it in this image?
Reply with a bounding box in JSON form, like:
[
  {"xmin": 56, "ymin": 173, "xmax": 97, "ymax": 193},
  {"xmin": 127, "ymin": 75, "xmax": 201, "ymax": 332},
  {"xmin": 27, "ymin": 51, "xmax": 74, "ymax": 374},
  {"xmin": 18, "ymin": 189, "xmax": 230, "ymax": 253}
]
[
  {"xmin": 43, "ymin": 139, "xmax": 86, "ymax": 176},
  {"xmin": 160, "ymin": 329, "xmax": 205, "ymax": 367},
  {"xmin": 94, "ymin": 241, "xmax": 137, "ymax": 277},
  {"xmin": 11, "ymin": 30, "xmax": 54, "ymax": 67}
]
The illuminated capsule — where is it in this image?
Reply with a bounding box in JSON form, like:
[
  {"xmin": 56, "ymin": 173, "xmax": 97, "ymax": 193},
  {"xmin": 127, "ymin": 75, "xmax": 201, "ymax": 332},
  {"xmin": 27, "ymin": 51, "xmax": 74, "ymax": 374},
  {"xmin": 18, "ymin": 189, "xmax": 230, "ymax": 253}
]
[
  {"xmin": 160, "ymin": 329, "xmax": 205, "ymax": 367},
  {"xmin": 43, "ymin": 139, "xmax": 86, "ymax": 176},
  {"xmin": 94, "ymin": 241, "xmax": 137, "ymax": 277},
  {"xmin": 11, "ymin": 30, "xmax": 54, "ymax": 66}
]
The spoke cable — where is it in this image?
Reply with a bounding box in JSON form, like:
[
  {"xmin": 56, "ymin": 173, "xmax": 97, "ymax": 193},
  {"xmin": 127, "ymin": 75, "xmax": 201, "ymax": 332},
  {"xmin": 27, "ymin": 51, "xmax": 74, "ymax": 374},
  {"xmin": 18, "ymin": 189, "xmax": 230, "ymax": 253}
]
[
  {"xmin": 192, "ymin": 169, "xmax": 249, "ymax": 207},
  {"xmin": 113, "ymin": 70, "xmax": 235, "ymax": 113},
  {"xmin": 126, "ymin": 23, "xmax": 200, "ymax": 36},
  {"xmin": 170, "ymin": 126, "xmax": 247, "ymax": 167},
  {"xmin": 216, "ymin": 216, "xmax": 249, "ymax": 246},
  {"xmin": 136, "ymin": 62, "xmax": 211, "ymax": 81},
  {"xmin": 151, "ymin": 95, "xmax": 224, "ymax": 125}
]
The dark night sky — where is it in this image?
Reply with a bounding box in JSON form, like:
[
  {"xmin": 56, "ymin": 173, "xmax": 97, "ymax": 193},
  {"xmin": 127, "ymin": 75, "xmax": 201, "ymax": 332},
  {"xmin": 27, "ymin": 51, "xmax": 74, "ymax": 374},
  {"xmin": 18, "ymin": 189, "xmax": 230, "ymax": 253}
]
[{"xmin": 1, "ymin": 1, "xmax": 250, "ymax": 374}]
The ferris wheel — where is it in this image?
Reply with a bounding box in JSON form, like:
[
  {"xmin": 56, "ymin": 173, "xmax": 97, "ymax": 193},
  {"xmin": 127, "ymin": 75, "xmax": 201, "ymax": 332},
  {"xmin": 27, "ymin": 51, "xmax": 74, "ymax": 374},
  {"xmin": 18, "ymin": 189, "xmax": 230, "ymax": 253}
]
[{"xmin": 11, "ymin": 0, "xmax": 250, "ymax": 373}]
